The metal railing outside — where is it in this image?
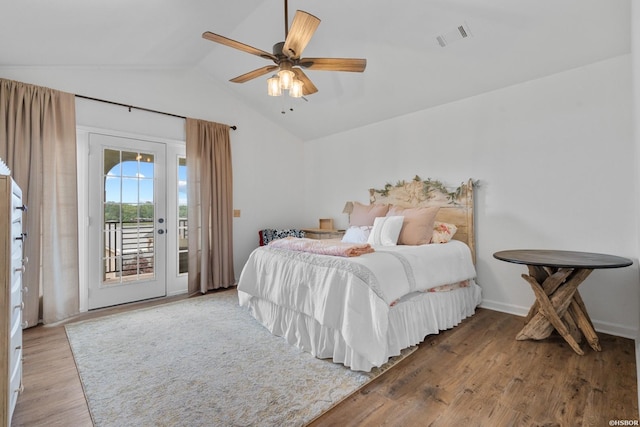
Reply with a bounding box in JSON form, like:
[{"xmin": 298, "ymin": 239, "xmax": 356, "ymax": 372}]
[{"xmin": 104, "ymin": 219, "xmax": 189, "ymax": 275}]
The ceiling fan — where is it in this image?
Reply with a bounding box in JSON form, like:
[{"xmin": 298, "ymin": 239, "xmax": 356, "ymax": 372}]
[{"xmin": 202, "ymin": 0, "xmax": 367, "ymax": 97}]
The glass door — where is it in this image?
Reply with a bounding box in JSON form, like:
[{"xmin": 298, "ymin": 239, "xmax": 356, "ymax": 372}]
[
  {"xmin": 177, "ymin": 157, "xmax": 188, "ymax": 275},
  {"xmin": 88, "ymin": 133, "xmax": 167, "ymax": 309}
]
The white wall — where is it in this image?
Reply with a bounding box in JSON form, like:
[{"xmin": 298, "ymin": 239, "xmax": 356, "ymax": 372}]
[
  {"xmin": 0, "ymin": 66, "xmax": 306, "ymax": 282},
  {"xmin": 304, "ymin": 55, "xmax": 639, "ymax": 338}
]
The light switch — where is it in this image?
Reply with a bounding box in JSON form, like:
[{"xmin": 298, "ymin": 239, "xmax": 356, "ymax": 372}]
[{"xmin": 233, "ymin": 209, "xmax": 241, "ymax": 218}]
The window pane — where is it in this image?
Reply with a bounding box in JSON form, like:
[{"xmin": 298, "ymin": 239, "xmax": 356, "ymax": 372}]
[
  {"xmin": 104, "ymin": 176, "xmax": 121, "ymax": 203},
  {"xmin": 102, "ymin": 147, "xmax": 157, "ymax": 285},
  {"xmin": 139, "ymin": 179, "xmax": 154, "ymax": 204},
  {"xmin": 104, "ymin": 149, "xmax": 121, "ymax": 176},
  {"xmin": 178, "ymin": 157, "xmax": 188, "ymax": 274},
  {"xmin": 139, "ymin": 154, "xmax": 154, "ymax": 178}
]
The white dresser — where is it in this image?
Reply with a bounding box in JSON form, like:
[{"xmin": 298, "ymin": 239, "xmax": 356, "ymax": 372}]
[{"xmin": 0, "ymin": 170, "xmax": 26, "ymax": 426}]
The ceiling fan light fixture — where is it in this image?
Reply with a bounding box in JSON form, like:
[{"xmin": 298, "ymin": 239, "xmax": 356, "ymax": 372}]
[
  {"xmin": 203, "ymin": 0, "xmax": 367, "ymax": 100},
  {"xmin": 277, "ymin": 68, "xmax": 295, "ymax": 90},
  {"xmin": 267, "ymin": 75, "xmax": 282, "ymax": 96},
  {"xmin": 290, "ymin": 79, "xmax": 304, "ymax": 98}
]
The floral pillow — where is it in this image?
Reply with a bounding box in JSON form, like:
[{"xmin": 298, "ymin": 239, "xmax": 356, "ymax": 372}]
[{"xmin": 432, "ymin": 221, "xmax": 458, "ymax": 243}]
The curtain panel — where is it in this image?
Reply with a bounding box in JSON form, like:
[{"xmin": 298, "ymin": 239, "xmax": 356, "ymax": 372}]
[
  {"xmin": 185, "ymin": 118, "xmax": 235, "ymax": 294},
  {"xmin": 0, "ymin": 78, "xmax": 80, "ymax": 326}
]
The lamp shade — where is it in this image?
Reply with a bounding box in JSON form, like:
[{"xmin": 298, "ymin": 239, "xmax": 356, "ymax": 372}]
[
  {"xmin": 290, "ymin": 79, "xmax": 304, "ymax": 98},
  {"xmin": 267, "ymin": 75, "xmax": 282, "ymax": 96},
  {"xmin": 278, "ymin": 69, "xmax": 295, "ymax": 90},
  {"xmin": 342, "ymin": 201, "xmax": 354, "ymax": 214}
]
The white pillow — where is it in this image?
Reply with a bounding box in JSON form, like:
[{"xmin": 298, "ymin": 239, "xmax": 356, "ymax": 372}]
[
  {"xmin": 367, "ymin": 216, "xmax": 404, "ymax": 246},
  {"xmin": 341, "ymin": 226, "xmax": 372, "ymax": 244}
]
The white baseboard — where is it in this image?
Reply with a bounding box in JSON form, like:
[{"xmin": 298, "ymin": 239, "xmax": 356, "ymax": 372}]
[
  {"xmin": 479, "ymin": 299, "xmax": 529, "ymax": 317},
  {"xmin": 167, "ymin": 289, "xmax": 189, "ymax": 298},
  {"xmin": 592, "ymin": 319, "xmax": 638, "ymax": 340},
  {"xmin": 637, "ymin": 340, "xmax": 640, "ymax": 421},
  {"xmin": 479, "ymin": 299, "xmax": 638, "ymax": 339}
]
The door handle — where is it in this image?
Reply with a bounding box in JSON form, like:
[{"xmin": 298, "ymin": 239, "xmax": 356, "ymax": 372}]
[{"xmin": 158, "ymin": 229, "xmax": 165, "ymax": 235}]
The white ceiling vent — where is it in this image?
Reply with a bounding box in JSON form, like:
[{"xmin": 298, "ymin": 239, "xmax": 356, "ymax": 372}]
[{"xmin": 436, "ymin": 23, "xmax": 472, "ymax": 47}]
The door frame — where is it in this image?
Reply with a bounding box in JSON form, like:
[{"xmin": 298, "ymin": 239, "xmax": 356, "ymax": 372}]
[{"xmin": 77, "ymin": 127, "xmax": 188, "ymax": 312}]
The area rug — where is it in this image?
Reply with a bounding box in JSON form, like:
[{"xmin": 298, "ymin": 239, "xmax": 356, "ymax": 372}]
[{"xmin": 65, "ymin": 289, "xmax": 415, "ymax": 427}]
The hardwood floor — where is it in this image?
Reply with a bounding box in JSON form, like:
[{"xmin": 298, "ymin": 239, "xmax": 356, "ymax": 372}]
[
  {"xmin": 11, "ymin": 299, "xmax": 638, "ymax": 427},
  {"xmin": 310, "ymin": 309, "xmax": 638, "ymax": 426}
]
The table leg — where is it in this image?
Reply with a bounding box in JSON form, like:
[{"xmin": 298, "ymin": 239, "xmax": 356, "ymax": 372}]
[
  {"xmin": 562, "ymin": 310, "xmax": 582, "ymax": 345},
  {"xmin": 519, "ymin": 274, "xmax": 584, "ymax": 355},
  {"xmin": 516, "ymin": 268, "xmax": 595, "ymax": 355},
  {"xmin": 524, "ymin": 267, "xmax": 573, "ymax": 323},
  {"xmin": 568, "ymin": 292, "xmax": 601, "ymax": 351}
]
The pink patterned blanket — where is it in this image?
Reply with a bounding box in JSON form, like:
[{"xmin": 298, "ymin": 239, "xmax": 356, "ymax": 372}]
[{"xmin": 268, "ymin": 237, "xmax": 375, "ymax": 257}]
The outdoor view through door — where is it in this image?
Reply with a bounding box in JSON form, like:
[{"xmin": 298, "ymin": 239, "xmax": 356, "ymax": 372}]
[
  {"xmin": 88, "ymin": 133, "xmax": 170, "ymax": 309},
  {"xmin": 103, "ymin": 149, "xmax": 156, "ymax": 284},
  {"xmin": 178, "ymin": 157, "xmax": 188, "ymax": 275}
]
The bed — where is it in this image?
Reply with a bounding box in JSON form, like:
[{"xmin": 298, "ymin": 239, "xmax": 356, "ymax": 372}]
[{"xmin": 237, "ymin": 177, "xmax": 481, "ymax": 372}]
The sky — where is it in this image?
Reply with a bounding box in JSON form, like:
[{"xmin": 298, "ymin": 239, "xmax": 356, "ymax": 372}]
[{"xmin": 105, "ymin": 157, "xmax": 188, "ymax": 206}]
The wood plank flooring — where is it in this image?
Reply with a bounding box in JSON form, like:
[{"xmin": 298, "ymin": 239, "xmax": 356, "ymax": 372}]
[
  {"xmin": 11, "ymin": 298, "xmax": 638, "ymax": 427},
  {"xmin": 310, "ymin": 309, "xmax": 638, "ymax": 426}
]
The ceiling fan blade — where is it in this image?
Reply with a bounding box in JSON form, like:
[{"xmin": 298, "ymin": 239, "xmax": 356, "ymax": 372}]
[
  {"xmin": 292, "ymin": 68, "xmax": 318, "ymax": 95},
  {"xmin": 298, "ymin": 58, "xmax": 367, "ymax": 72},
  {"xmin": 202, "ymin": 31, "xmax": 276, "ymax": 61},
  {"xmin": 282, "ymin": 11, "xmax": 320, "ymax": 59},
  {"xmin": 229, "ymin": 65, "xmax": 279, "ymax": 83}
]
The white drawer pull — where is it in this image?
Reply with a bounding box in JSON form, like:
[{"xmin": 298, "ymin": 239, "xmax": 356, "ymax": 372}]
[
  {"xmin": 13, "ymin": 302, "xmax": 24, "ymax": 310},
  {"xmin": 14, "ymin": 265, "xmax": 25, "ymax": 273},
  {"xmin": 21, "ymin": 286, "xmax": 28, "ymax": 294},
  {"xmin": 14, "ymin": 345, "xmax": 22, "ymax": 350},
  {"xmin": 21, "ymin": 320, "xmax": 28, "ymax": 328},
  {"xmin": 22, "ymin": 256, "xmax": 29, "ymax": 265}
]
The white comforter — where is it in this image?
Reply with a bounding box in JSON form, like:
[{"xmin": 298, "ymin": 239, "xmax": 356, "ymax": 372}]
[{"xmin": 237, "ymin": 239, "xmax": 477, "ymax": 369}]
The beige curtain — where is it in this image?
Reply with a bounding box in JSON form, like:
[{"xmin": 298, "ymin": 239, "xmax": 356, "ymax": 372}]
[
  {"xmin": 0, "ymin": 78, "xmax": 79, "ymax": 326},
  {"xmin": 186, "ymin": 118, "xmax": 235, "ymax": 293}
]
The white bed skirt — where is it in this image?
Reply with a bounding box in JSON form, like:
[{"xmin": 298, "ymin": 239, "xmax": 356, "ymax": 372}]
[{"xmin": 238, "ymin": 282, "xmax": 482, "ymax": 372}]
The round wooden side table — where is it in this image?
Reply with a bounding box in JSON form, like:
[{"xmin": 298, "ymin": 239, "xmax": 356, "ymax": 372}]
[{"xmin": 493, "ymin": 249, "xmax": 632, "ymax": 355}]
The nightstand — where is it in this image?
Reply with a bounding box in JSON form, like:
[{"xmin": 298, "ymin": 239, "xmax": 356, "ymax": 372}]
[{"xmin": 301, "ymin": 228, "xmax": 345, "ymax": 240}]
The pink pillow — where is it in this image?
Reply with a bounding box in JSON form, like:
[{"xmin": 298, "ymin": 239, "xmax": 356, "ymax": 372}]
[
  {"xmin": 387, "ymin": 206, "xmax": 440, "ymax": 245},
  {"xmin": 350, "ymin": 202, "xmax": 390, "ymax": 226}
]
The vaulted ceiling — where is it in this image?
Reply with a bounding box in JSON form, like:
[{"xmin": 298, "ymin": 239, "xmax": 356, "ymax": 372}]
[{"xmin": 0, "ymin": 0, "xmax": 630, "ymax": 140}]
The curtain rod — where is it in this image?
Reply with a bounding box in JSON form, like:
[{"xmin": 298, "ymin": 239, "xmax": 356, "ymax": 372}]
[{"xmin": 75, "ymin": 94, "xmax": 237, "ymax": 130}]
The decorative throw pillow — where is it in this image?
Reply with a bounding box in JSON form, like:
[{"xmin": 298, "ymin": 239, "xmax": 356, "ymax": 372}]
[
  {"xmin": 349, "ymin": 202, "xmax": 390, "ymax": 226},
  {"xmin": 387, "ymin": 206, "xmax": 440, "ymax": 245},
  {"xmin": 259, "ymin": 228, "xmax": 305, "ymax": 246},
  {"xmin": 341, "ymin": 225, "xmax": 373, "ymax": 244},
  {"xmin": 367, "ymin": 216, "xmax": 404, "ymax": 246},
  {"xmin": 432, "ymin": 221, "xmax": 458, "ymax": 243}
]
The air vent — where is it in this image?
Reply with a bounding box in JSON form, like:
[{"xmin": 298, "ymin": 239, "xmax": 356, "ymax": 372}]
[{"xmin": 436, "ymin": 23, "xmax": 472, "ymax": 47}]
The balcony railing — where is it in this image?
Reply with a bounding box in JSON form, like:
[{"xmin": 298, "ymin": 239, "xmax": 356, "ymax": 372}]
[{"xmin": 104, "ymin": 219, "xmax": 188, "ymax": 275}]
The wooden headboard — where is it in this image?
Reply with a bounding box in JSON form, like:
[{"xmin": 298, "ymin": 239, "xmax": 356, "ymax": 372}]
[{"xmin": 369, "ymin": 177, "xmax": 476, "ymax": 264}]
